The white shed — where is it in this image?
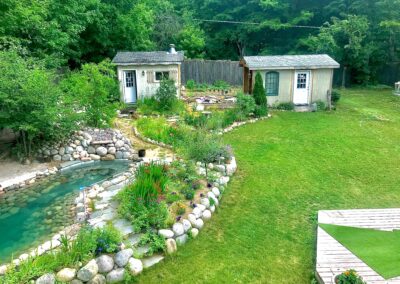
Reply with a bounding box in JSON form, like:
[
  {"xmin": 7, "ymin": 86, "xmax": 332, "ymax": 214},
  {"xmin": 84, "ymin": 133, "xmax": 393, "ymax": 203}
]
[
  {"xmin": 112, "ymin": 45, "xmax": 184, "ymax": 104},
  {"xmin": 240, "ymin": 54, "xmax": 340, "ymax": 106}
]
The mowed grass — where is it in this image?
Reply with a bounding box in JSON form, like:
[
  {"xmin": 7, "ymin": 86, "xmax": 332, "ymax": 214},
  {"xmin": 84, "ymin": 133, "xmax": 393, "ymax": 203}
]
[
  {"xmin": 320, "ymin": 224, "xmax": 400, "ymax": 279},
  {"xmin": 137, "ymin": 89, "xmax": 400, "ymax": 284}
]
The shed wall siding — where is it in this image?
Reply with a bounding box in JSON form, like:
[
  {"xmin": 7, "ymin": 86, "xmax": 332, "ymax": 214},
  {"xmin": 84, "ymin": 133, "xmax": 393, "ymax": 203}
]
[
  {"xmin": 311, "ymin": 69, "xmax": 332, "ymax": 103},
  {"xmin": 117, "ymin": 64, "xmax": 181, "ymax": 102},
  {"xmin": 253, "ymin": 70, "xmax": 293, "ymax": 106},
  {"xmin": 251, "ymin": 68, "xmax": 333, "ymax": 105}
]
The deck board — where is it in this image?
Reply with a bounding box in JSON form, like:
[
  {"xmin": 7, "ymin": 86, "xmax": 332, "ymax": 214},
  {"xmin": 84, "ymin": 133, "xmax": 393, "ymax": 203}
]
[{"xmin": 316, "ymin": 208, "xmax": 400, "ymax": 284}]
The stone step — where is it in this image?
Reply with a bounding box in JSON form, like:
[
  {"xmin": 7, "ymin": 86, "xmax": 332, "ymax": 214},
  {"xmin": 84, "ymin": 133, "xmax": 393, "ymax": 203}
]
[
  {"xmin": 142, "ymin": 254, "xmax": 164, "ymax": 269},
  {"xmin": 113, "ymin": 219, "xmax": 134, "ymax": 236}
]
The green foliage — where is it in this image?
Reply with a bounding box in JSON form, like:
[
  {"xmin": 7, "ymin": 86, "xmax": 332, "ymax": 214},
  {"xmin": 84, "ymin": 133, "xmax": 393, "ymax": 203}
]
[
  {"xmin": 178, "ymin": 130, "xmax": 229, "ymax": 166},
  {"xmin": 253, "ymin": 73, "xmax": 268, "ymax": 116},
  {"xmin": 315, "ymin": 101, "xmax": 327, "ymax": 111},
  {"xmin": 136, "ymin": 117, "xmax": 190, "ymax": 146},
  {"xmin": 1, "ymin": 225, "xmax": 122, "ymax": 283},
  {"xmin": 0, "ymin": 50, "xmax": 80, "ymax": 159},
  {"xmin": 275, "ymin": 102, "xmax": 295, "ymax": 111},
  {"xmin": 137, "ymin": 96, "xmax": 185, "ymax": 116},
  {"xmin": 186, "ymin": 80, "xmax": 196, "ymax": 90},
  {"xmin": 139, "ymin": 231, "xmax": 166, "ymax": 255},
  {"xmin": 236, "ymin": 92, "xmax": 256, "ymax": 118},
  {"xmin": 117, "ymin": 163, "xmax": 170, "ymax": 231},
  {"xmin": 155, "ymin": 79, "xmax": 178, "ymax": 111},
  {"xmin": 331, "ymin": 90, "xmax": 342, "ymax": 103},
  {"xmin": 213, "ymin": 80, "xmax": 230, "ymax": 90},
  {"xmin": 336, "ymin": 270, "xmax": 366, "ymax": 284},
  {"xmin": 176, "ymin": 24, "xmax": 206, "ymax": 59},
  {"xmin": 61, "ymin": 59, "xmax": 119, "ymax": 128}
]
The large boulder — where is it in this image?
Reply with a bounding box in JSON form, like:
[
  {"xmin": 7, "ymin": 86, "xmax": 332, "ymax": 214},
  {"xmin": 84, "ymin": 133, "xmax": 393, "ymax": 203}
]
[
  {"xmin": 87, "ymin": 146, "xmax": 96, "ymax": 154},
  {"xmin": 127, "ymin": 258, "xmax": 143, "ymax": 276},
  {"xmin": 36, "ymin": 273, "xmax": 55, "ymax": 284},
  {"xmin": 56, "ymin": 268, "xmax": 76, "ymax": 282},
  {"xmin": 106, "ymin": 268, "xmax": 125, "ymax": 283},
  {"xmin": 61, "ymin": 154, "xmax": 72, "ymax": 161},
  {"xmin": 90, "ymin": 154, "xmax": 100, "ymax": 160},
  {"xmin": 115, "ymin": 151, "xmax": 123, "ymax": 159},
  {"xmin": 96, "ymin": 255, "xmax": 114, "ymax": 273},
  {"xmin": 100, "ymin": 154, "xmax": 115, "ymax": 161},
  {"xmin": 114, "ymin": 248, "xmax": 133, "ymax": 267},
  {"xmin": 77, "ymin": 259, "xmax": 98, "ymax": 282},
  {"xmin": 96, "ymin": 147, "xmax": 107, "ymax": 156},
  {"xmin": 175, "ymin": 234, "xmax": 188, "ymax": 246}
]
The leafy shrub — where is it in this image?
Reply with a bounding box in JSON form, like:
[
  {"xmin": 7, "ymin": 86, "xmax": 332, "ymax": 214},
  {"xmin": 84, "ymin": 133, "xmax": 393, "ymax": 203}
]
[
  {"xmin": 236, "ymin": 92, "xmax": 256, "ymax": 118},
  {"xmin": 335, "ymin": 270, "xmax": 365, "ymax": 284},
  {"xmin": 254, "ymin": 105, "xmax": 268, "ymax": 117},
  {"xmin": 61, "ymin": 59, "xmax": 119, "ymax": 128},
  {"xmin": 137, "ymin": 96, "xmax": 185, "ymax": 115},
  {"xmin": 93, "ymin": 224, "xmax": 122, "ymax": 255},
  {"xmin": 315, "ymin": 101, "xmax": 327, "ymax": 111},
  {"xmin": 155, "ymin": 79, "xmax": 177, "ymax": 111},
  {"xmin": 331, "ymin": 89, "xmax": 341, "ymax": 103},
  {"xmin": 139, "ymin": 231, "xmax": 166, "ymax": 255},
  {"xmin": 136, "ymin": 117, "xmax": 190, "ymax": 146},
  {"xmin": 213, "ymin": 80, "xmax": 230, "ymax": 90},
  {"xmin": 186, "ymin": 79, "xmax": 196, "ymax": 90},
  {"xmin": 178, "ymin": 130, "xmax": 230, "ymax": 175},
  {"xmin": 276, "ymin": 102, "xmax": 295, "ymax": 111}
]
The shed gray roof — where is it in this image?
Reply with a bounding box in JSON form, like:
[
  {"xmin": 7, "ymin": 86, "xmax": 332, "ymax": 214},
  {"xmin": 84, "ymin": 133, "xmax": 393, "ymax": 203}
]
[
  {"xmin": 112, "ymin": 51, "xmax": 184, "ymax": 65},
  {"xmin": 242, "ymin": 54, "xmax": 340, "ymax": 70}
]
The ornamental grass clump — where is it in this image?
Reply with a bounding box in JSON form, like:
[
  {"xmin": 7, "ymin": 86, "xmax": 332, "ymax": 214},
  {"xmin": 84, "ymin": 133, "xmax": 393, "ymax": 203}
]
[{"xmin": 117, "ymin": 163, "xmax": 170, "ymax": 231}]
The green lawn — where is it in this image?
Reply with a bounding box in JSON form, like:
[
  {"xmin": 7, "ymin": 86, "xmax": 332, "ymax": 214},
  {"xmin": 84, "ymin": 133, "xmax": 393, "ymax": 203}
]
[
  {"xmin": 320, "ymin": 224, "xmax": 400, "ymax": 279},
  {"xmin": 137, "ymin": 89, "xmax": 400, "ymax": 284}
]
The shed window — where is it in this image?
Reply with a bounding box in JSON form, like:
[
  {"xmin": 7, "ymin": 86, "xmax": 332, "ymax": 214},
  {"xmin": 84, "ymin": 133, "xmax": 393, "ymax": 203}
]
[
  {"xmin": 155, "ymin": 71, "xmax": 169, "ymax": 82},
  {"xmin": 265, "ymin": 72, "xmax": 279, "ymax": 96}
]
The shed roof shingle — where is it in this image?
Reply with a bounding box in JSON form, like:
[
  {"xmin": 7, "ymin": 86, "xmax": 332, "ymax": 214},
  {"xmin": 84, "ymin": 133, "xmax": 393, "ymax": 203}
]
[
  {"xmin": 243, "ymin": 54, "xmax": 340, "ymax": 70},
  {"xmin": 112, "ymin": 51, "xmax": 184, "ymax": 64}
]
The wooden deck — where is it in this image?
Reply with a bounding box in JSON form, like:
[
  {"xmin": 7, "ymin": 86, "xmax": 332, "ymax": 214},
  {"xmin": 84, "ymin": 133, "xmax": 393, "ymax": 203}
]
[{"xmin": 316, "ymin": 209, "xmax": 400, "ymax": 284}]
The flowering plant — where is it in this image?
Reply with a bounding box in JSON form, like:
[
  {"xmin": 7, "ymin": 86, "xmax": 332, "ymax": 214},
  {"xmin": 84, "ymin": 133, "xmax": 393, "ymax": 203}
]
[{"xmin": 336, "ymin": 270, "xmax": 365, "ymax": 284}]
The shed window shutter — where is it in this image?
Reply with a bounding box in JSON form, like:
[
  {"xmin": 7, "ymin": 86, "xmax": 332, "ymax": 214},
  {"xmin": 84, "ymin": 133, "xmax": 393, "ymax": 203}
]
[{"xmin": 147, "ymin": 71, "xmax": 154, "ymax": 83}]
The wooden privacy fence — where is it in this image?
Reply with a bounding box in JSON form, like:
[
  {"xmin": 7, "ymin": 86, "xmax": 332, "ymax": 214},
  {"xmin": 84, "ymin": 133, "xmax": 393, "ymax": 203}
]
[{"xmin": 181, "ymin": 60, "xmax": 242, "ymax": 86}]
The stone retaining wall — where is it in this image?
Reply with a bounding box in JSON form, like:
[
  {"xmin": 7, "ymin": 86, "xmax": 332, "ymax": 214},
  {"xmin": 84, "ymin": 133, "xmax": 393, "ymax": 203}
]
[{"xmin": 37, "ymin": 128, "xmax": 139, "ymax": 162}]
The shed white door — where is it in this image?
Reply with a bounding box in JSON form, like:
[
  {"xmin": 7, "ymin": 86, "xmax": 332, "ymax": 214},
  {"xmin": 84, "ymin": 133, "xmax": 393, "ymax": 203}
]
[
  {"xmin": 293, "ymin": 71, "xmax": 310, "ymax": 105},
  {"xmin": 124, "ymin": 71, "xmax": 137, "ymax": 103}
]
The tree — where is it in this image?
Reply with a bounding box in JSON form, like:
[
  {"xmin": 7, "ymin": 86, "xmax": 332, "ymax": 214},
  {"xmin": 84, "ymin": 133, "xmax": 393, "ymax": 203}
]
[
  {"xmin": 60, "ymin": 60, "xmax": 119, "ymax": 128},
  {"xmin": 0, "ymin": 50, "xmax": 80, "ymax": 159},
  {"xmin": 176, "ymin": 24, "xmax": 206, "ymax": 58},
  {"xmin": 253, "ymin": 72, "xmax": 268, "ymax": 116},
  {"xmin": 303, "ymin": 15, "xmax": 371, "ymax": 86}
]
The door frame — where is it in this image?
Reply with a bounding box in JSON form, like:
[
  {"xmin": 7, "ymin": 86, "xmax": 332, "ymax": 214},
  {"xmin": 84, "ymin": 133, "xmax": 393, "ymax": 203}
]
[
  {"xmin": 123, "ymin": 70, "xmax": 138, "ymax": 104},
  {"xmin": 293, "ymin": 70, "xmax": 311, "ymax": 105}
]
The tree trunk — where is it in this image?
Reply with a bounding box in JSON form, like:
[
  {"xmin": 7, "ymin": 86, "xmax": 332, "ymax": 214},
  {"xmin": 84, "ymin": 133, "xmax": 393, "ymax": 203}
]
[{"xmin": 341, "ymin": 66, "xmax": 347, "ymax": 89}]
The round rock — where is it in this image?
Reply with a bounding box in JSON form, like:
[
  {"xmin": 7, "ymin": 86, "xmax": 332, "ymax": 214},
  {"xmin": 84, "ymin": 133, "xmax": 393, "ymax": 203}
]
[
  {"xmin": 128, "ymin": 257, "xmax": 143, "ymax": 275},
  {"xmin": 77, "ymin": 259, "xmax": 98, "ymax": 282},
  {"xmin": 96, "ymin": 147, "xmax": 107, "ymax": 156},
  {"xmin": 36, "ymin": 273, "xmax": 55, "ymax": 284},
  {"xmin": 165, "ymin": 238, "xmax": 177, "ymax": 254},
  {"xmin": 190, "ymin": 228, "xmax": 199, "ymax": 238},
  {"xmin": 172, "ymin": 223, "xmax": 184, "ymax": 236},
  {"xmin": 96, "ymin": 255, "xmax": 114, "ymax": 273},
  {"xmin": 106, "ymin": 268, "xmax": 125, "ymax": 283},
  {"xmin": 182, "ymin": 219, "xmax": 191, "ymax": 232},
  {"xmin": 158, "ymin": 229, "xmax": 174, "ymax": 239},
  {"xmin": 87, "ymin": 274, "xmax": 106, "ymax": 284},
  {"xmin": 56, "ymin": 268, "xmax": 76, "ymax": 282},
  {"xmin": 202, "ymin": 210, "xmax": 212, "ymax": 220},
  {"xmin": 114, "ymin": 248, "xmax": 133, "ymax": 267},
  {"xmin": 175, "ymin": 234, "xmax": 188, "ymax": 246}
]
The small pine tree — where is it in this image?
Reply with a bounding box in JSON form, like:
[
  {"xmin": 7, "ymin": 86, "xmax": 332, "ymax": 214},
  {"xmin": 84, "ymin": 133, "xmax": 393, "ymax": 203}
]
[{"xmin": 252, "ymin": 72, "xmax": 268, "ymax": 116}]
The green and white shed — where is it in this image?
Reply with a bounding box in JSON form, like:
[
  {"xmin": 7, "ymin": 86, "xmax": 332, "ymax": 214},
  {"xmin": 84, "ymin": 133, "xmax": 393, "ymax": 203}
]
[{"xmin": 240, "ymin": 54, "xmax": 340, "ymax": 106}]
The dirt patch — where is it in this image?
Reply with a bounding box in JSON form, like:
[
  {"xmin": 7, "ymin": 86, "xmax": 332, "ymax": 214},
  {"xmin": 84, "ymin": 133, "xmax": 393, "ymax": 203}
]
[{"xmin": 0, "ymin": 160, "xmax": 53, "ymax": 184}]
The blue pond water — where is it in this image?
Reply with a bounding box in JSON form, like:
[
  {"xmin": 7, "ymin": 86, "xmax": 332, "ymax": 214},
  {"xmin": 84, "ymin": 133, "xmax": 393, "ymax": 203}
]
[{"xmin": 0, "ymin": 161, "xmax": 130, "ymax": 264}]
